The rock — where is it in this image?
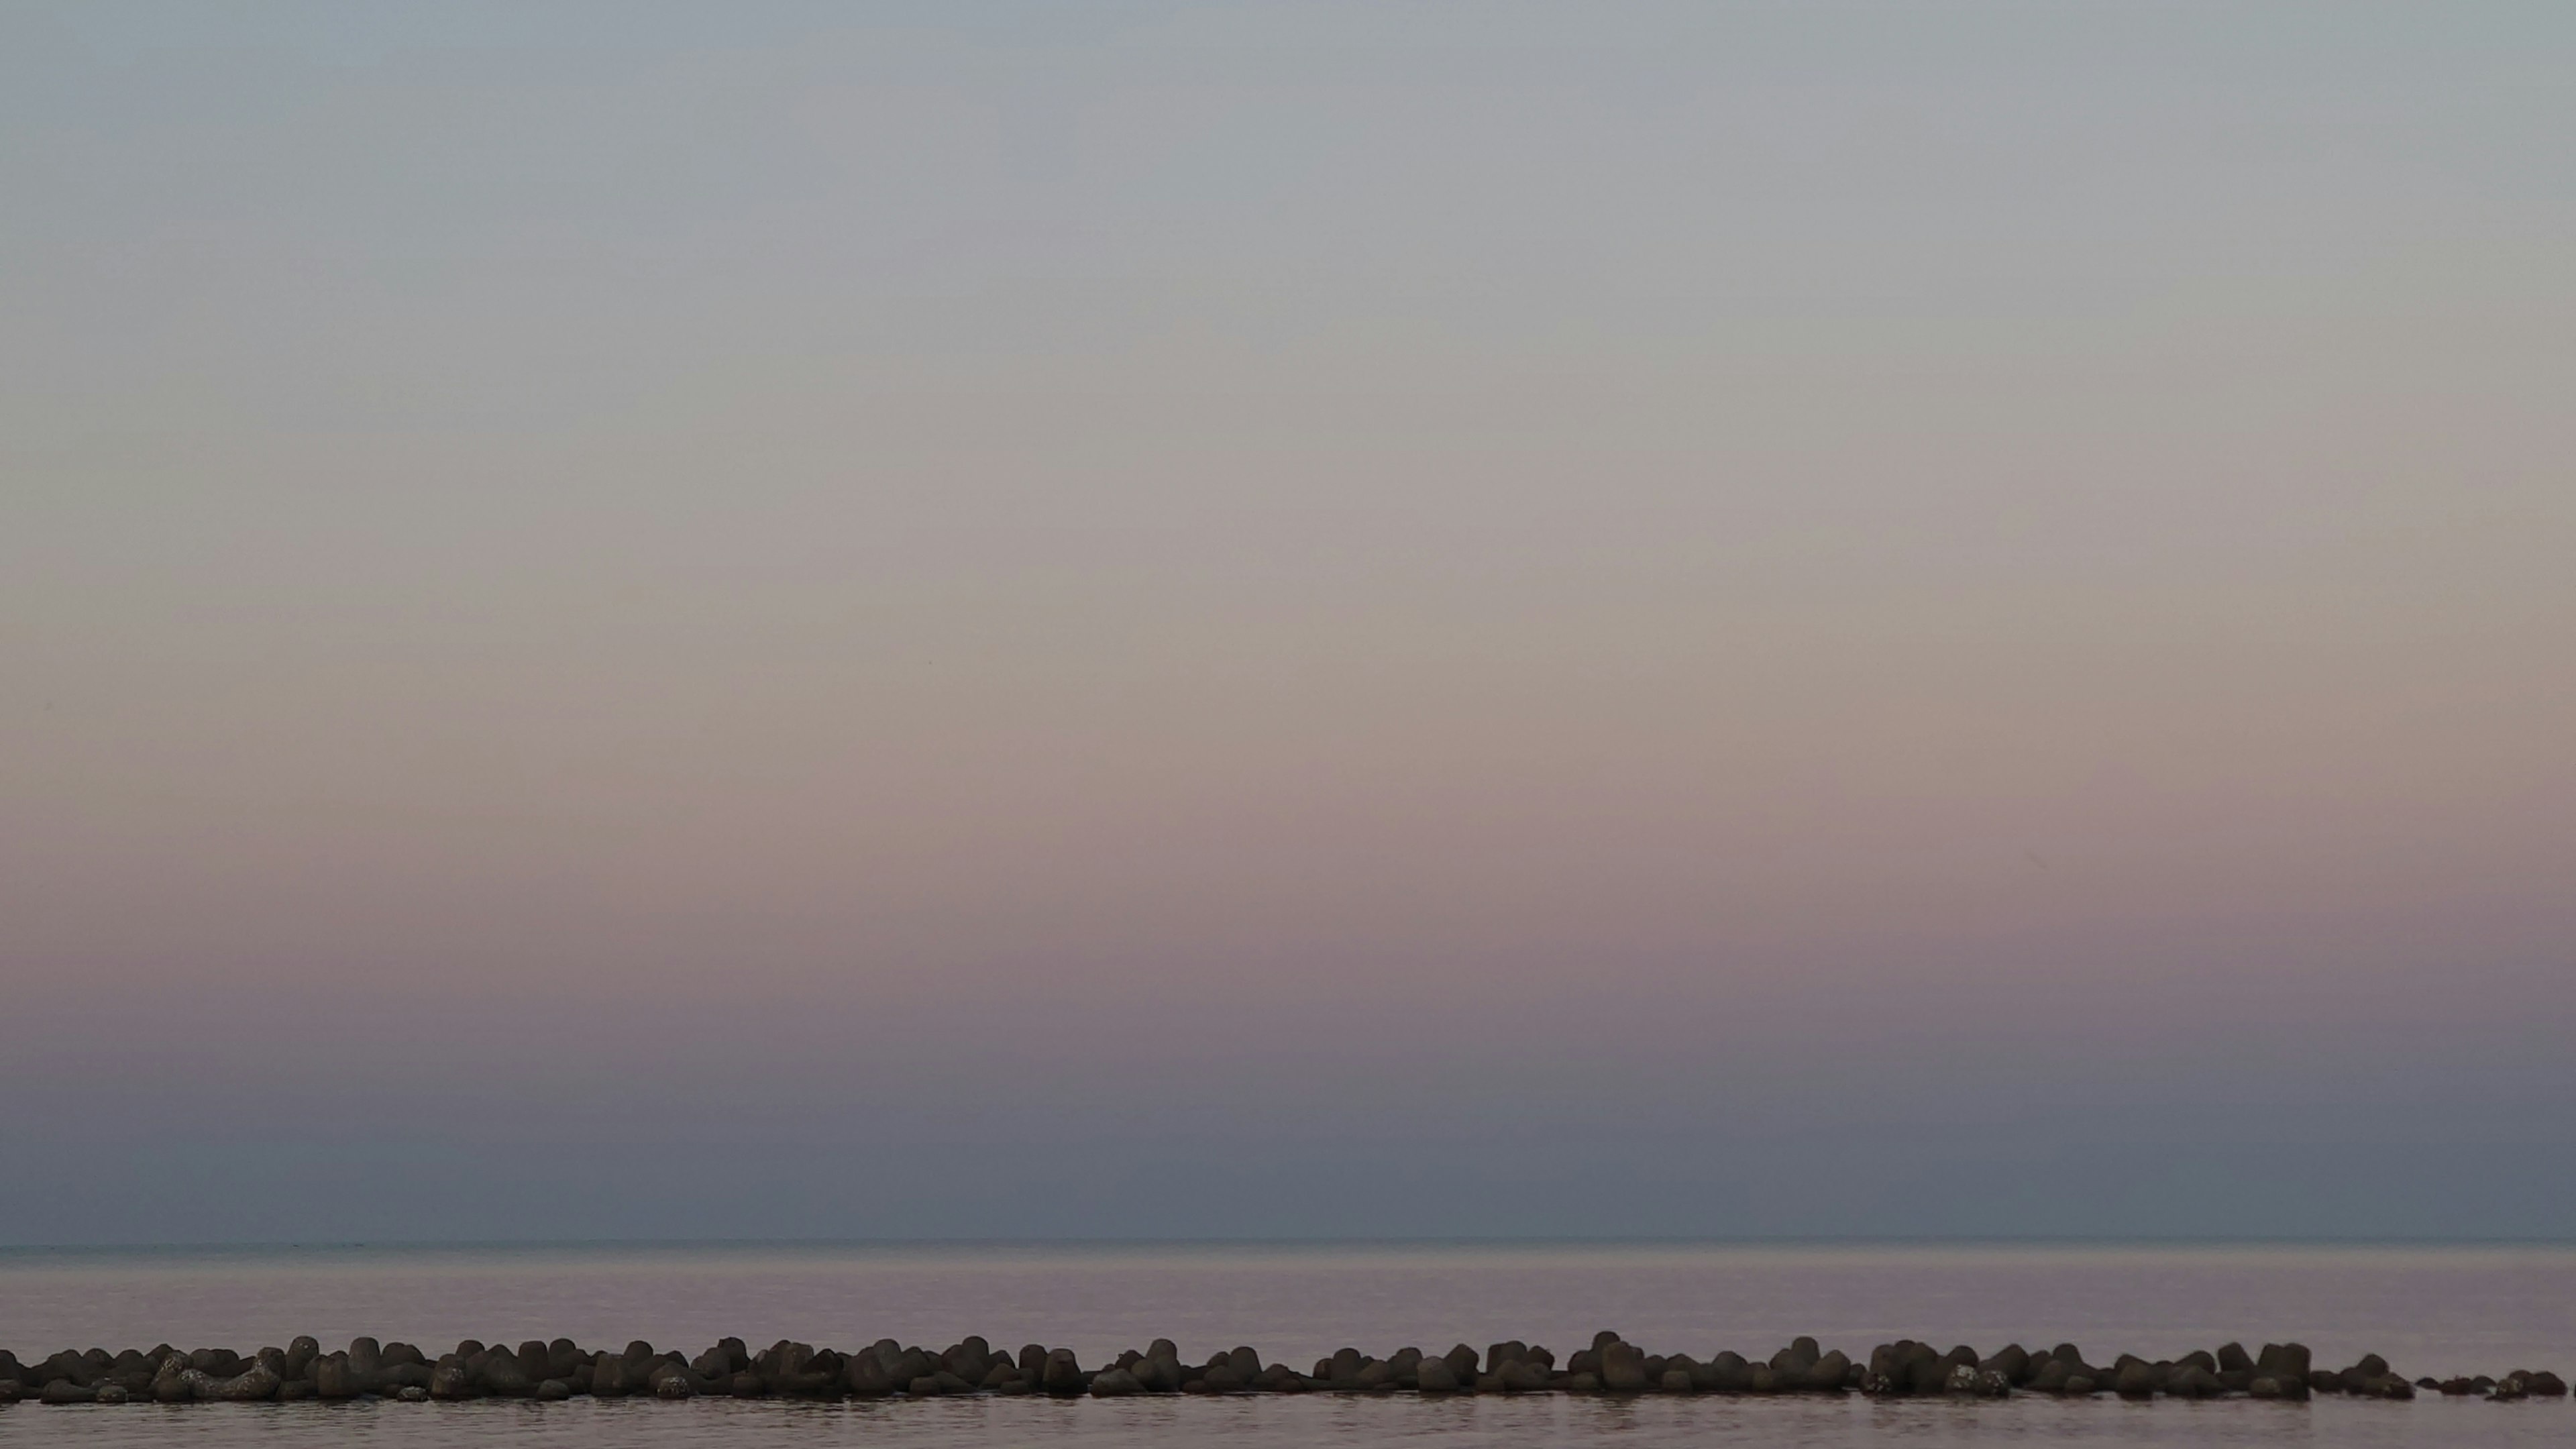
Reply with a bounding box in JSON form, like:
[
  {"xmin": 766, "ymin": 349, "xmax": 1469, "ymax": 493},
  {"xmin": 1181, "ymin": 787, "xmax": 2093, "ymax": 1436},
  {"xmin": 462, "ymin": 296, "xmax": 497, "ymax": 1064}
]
[
  {"xmin": 1601, "ymin": 1341, "xmax": 1650, "ymax": 1393},
  {"xmin": 150, "ymin": 1358, "xmax": 191, "ymax": 1403},
  {"xmin": 427, "ymin": 1358, "xmax": 473, "ymax": 1401},
  {"xmin": 536, "ymin": 1379, "xmax": 571, "ymax": 1401},
  {"xmin": 905, "ymin": 1376, "xmax": 943, "ymax": 1397},
  {"xmin": 1042, "ymin": 1348, "xmax": 1087, "ymax": 1397},
  {"xmin": 1417, "ymin": 1360, "xmax": 1460, "ymax": 1393},
  {"xmin": 2063, "ymin": 1375, "xmax": 2096, "ymax": 1396},
  {"xmin": 763, "ymin": 1342, "xmax": 835, "ymax": 1397},
  {"xmin": 2112, "ymin": 1361, "xmax": 2157, "ymax": 1399},
  {"xmin": 1979, "ymin": 1345, "xmax": 2031, "ymax": 1385},
  {"xmin": 195, "ymin": 1363, "xmax": 284, "ymax": 1402},
  {"xmin": 2216, "ymin": 1342, "xmax": 2254, "ymax": 1375},
  {"xmin": 1134, "ymin": 1354, "xmax": 1182, "ymax": 1393},
  {"xmin": 95, "ymin": 1383, "xmax": 131, "ymax": 1404},
  {"xmin": 1659, "ymin": 1369, "xmax": 1693, "ymax": 1393},
  {"xmin": 981, "ymin": 1362, "xmax": 1025, "ymax": 1390},
  {"xmin": 478, "ymin": 1353, "xmax": 534, "ymax": 1397},
  {"xmin": 1770, "ymin": 1338, "xmax": 1821, "ymax": 1380},
  {"xmin": 590, "ymin": 1356, "xmax": 632, "ymax": 1397},
  {"xmin": 2247, "ymin": 1372, "xmax": 2305, "ymax": 1401},
  {"xmin": 649, "ymin": 1375, "xmax": 690, "ymax": 1399},
  {"xmin": 845, "ymin": 1354, "xmax": 894, "ymax": 1397},
  {"xmin": 40, "ymin": 1380, "xmax": 95, "ymax": 1405},
  {"xmin": 397, "ymin": 1385, "xmax": 429, "ymax": 1402},
  {"xmin": 313, "ymin": 1352, "xmax": 356, "ymax": 1399},
  {"xmin": 1804, "ymin": 1350, "xmax": 1853, "ymax": 1393},
  {"xmin": 1864, "ymin": 1340, "xmax": 1939, "ymax": 1397},
  {"xmin": 1697, "ymin": 1350, "xmax": 1754, "ymax": 1393},
  {"xmin": 945, "ymin": 1337, "xmax": 994, "ymax": 1383},
  {"xmin": 2338, "ymin": 1354, "xmax": 2392, "ymax": 1395},
  {"xmin": 2167, "ymin": 1364, "xmax": 2221, "ymax": 1399},
  {"xmin": 2491, "ymin": 1370, "xmax": 2563, "ymax": 1398},
  {"xmin": 1089, "ymin": 1368, "xmax": 1144, "ymax": 1398}
]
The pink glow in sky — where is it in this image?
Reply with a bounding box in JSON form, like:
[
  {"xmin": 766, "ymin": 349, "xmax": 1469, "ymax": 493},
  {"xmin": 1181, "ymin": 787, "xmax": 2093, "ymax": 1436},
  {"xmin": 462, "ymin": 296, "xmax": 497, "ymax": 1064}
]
[{"xmin": 3, "ymin": 2, "xmax": 2572, "ymax": 1243}]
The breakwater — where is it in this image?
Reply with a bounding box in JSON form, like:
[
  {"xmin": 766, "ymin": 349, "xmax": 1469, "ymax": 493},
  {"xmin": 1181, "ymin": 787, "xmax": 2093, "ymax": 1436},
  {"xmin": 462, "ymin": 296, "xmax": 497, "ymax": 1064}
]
[{"xmin": 3, "ymin": 1333, "xmax": 2567, "ymax": 1406}]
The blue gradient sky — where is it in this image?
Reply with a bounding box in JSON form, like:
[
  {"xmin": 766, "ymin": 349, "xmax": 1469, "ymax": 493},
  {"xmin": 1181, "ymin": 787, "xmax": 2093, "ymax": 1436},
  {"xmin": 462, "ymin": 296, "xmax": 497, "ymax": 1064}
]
[{"xmin": 3, "ymin": 1, "xmax": 2573, "ymax": 1244}]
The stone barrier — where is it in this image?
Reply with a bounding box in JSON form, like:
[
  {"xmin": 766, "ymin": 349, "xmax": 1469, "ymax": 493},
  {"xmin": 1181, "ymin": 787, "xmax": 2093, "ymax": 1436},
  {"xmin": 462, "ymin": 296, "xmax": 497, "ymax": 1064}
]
[{"xmin": 0, "ymin": 1334, "xmax": 2563, "ymax": 1406}]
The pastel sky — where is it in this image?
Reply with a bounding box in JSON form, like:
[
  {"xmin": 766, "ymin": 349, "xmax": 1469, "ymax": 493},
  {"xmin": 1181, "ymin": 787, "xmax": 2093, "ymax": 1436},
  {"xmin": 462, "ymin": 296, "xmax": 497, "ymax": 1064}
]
[{"xmin": 4, "ymin": 1, "xmax": 2572, "ymax": 1244}]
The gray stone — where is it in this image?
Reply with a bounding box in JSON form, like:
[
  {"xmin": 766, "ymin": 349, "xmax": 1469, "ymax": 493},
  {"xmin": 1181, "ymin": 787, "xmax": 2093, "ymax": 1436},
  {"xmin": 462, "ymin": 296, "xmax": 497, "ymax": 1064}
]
[
  {"xmin": 1041, "ymin": 1348, "xmax": 1087, "ymax": 1397},
  {"xmin": 1599, "ymin": 1341, "xmax": 1650, "ymax": 1393},
  {"xmin": 1804, "ymin": 1350, "xmax": 1852, "ymax": 1393},
  {"xmin": 190, "ymin": 1363, "xmax": 285, "ymax": 1403},
  {"xmin": 427, "ymin": 1358, "xmax": 473, "ymax": 1401},
  {"xmin": 2167, "ymin": 1364, "xmax": 2220, "ymax": 1399}
]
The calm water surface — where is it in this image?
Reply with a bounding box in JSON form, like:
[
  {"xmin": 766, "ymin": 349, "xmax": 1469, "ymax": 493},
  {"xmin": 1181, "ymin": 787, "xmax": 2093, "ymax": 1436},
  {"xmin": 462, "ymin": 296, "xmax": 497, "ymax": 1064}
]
[{"xmin": 3, "ymin": 1242, "xmax": 2571, "ymax": 1448}]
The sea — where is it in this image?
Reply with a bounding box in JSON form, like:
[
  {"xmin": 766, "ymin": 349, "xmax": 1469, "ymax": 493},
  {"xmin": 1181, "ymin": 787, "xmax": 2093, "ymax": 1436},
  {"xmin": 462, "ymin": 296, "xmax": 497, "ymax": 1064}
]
[{"xmin": 3, "ymin": 1242, "xmax": 2571, "ymax": 1448}]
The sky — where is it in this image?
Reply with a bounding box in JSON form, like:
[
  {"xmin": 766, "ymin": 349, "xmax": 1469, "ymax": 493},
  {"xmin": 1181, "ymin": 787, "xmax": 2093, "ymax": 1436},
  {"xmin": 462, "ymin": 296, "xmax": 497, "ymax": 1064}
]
[{"xmin": 3, "ymin": 1, "xmax": 2572, "ymax": 1245}]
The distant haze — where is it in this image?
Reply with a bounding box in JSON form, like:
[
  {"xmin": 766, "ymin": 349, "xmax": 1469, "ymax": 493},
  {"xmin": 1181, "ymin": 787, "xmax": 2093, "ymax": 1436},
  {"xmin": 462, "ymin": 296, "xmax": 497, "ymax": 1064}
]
[{"xmin": 3, "ymin": 2, "xmax": 2571, "ymax": 1244}]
